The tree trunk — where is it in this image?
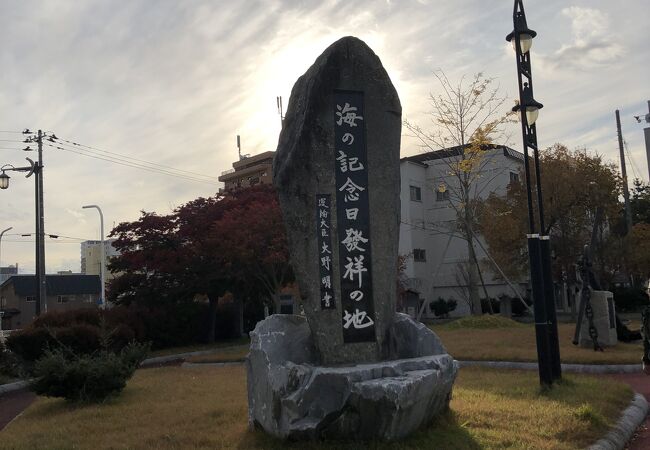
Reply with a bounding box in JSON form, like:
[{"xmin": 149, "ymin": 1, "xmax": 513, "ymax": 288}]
[
  {"xmin": 207, "ymin": 296, "xmax": 218, "ymax": 343},
  {"xmin": 466, "ymin": 239, "xmax": 482, "ymax": 315},
  {"xmin": 464, "ymin": 203, "xmax": 482, "ymax": 315}
]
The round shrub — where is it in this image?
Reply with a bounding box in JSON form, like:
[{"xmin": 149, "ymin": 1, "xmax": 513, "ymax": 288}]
[
  {"xmin": 5, "ymin": 327, "xmax": 52, "ymax": 363},
  {"xmin": 32, "ymin": 308, "xmax": 101, "ymax": 328},
  {"xmin": 54, "ymin": 324, "xmax": 102, "ymax": 355},
  {"xmin": 30, "ymin": 342, "xmax": 149, "ymax": 403}
]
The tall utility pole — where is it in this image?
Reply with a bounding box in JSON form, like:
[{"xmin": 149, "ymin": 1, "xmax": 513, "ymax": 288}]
[
  {"xmin": 34, "ymin": 130, "xmax": 47, "ymax": 315},
  {"xmin": 616, "ymin": 110, "xmax": 633, "ymax": 234},
  {"xmin": 1, "ymin": 128, "xmax": 49, "ymax": 316}
]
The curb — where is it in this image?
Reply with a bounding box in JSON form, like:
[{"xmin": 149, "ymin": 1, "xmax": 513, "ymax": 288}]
[
  {"xmin": 0, "ymin": 380, "xmax": 30, "ymax": 396},
  {"xmin": 140, "ymin": 346, "xmax": 248, "ymax": 367},
  {"xmin": 458, "ymin": 360, "xmax": 642, "ymax": 374},
  {"xmin": 182, "ymin": 361, "xmax": 245, "ymax": 368},
  {"xmin": 588, "ymin": 393, "xmax": 648, "ymax": 450}
]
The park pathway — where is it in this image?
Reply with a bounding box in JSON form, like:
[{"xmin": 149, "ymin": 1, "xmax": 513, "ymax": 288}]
[
  {"xmin": 607, "ymin": 372, "xmax": 650, "ymax": 450},
  {"xmin": 0, "ymin": 389, "xmax": 35, "ymax": 432}
]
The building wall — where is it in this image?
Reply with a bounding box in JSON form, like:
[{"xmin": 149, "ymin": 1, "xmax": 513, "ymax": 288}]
[
  {"xmin": 218, "ymin": 151, "xmax": 274, "ymax": 192},
  {"xmin": 0, "ymin": 284, "xmax": 98, "ymax": 330},
  {"xmin": 399, "ymin": 147, "xmax": 526, "ymax": 318},
  {"xmin": 81, "ymin": 239, "xmax": 119, "ymax": 278},
  {"xmin": 0, "ymin": 265, "xmax": 18, "ymax": 285}
]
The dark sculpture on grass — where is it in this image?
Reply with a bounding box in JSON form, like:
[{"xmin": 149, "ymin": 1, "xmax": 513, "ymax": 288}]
[{"xmin": 246, "ymin": 36, "xmax": 458, "ymax": 441}]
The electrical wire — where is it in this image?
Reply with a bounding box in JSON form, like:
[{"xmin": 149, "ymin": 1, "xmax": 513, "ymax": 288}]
[
  {"xmin": 623, "ymin": 139, "xmax": 641, "ymax": 181},
  {"xmin": 45, "ymin": 142, "xmax": 220, "ymax": 187},
  {"xmin": 53, "ymin": 136, "xmax": 221, "ymax": 182}
]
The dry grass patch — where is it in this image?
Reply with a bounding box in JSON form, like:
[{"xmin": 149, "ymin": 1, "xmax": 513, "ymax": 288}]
[
  {"xmin": 1, "ymin": 365, "xmax": 631, "ymax": 449},
  {"xmin": 432, "ymin": 319, "xmax": 643, "ymax": 364}
]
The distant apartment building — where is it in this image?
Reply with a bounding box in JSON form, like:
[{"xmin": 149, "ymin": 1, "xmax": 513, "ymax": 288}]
[
  {"xmin": 80, "ymin": 239, "xmax": 119, "ymax": 278},
  {"xmin": 399, "ymin": 145, "xmax": 526, "ymax": 318},
  {"xmin": 218, "ymin": 151, "xmax": 274, "ymax": 192},
  {"xmin": 0, "ymin": 265, "xmax": 18, "ymax": 285},
  {"xmin": 0, "ymin": 274, "xmax": 100, "ymax": 329}
]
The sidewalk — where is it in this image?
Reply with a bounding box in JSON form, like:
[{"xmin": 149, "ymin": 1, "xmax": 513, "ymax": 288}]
[
  {"xmin": 0, "ymin": 390, "xmax": 35, "ymax": 432},
  {"xmin": 607, "ymin": 372, "xmax": 650, "ymax": 450}
]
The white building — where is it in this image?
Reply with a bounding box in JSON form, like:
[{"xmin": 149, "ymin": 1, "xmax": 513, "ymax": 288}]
[
  {"xmin": 80, "ymin": 239, "xmax": 120, "ymax": 278},
  {"xmin": 399, "ymin": 145, "xmax": 526, "ymax": 318}
]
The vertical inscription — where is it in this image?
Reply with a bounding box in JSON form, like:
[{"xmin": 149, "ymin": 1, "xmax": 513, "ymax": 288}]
[
  {"xmin": 334, "ymin": 90, "xmax": 375, "ymax": 343},
  {"xmin": 316, "ymin": 194, "xmax": 336, "ymax": 310}
]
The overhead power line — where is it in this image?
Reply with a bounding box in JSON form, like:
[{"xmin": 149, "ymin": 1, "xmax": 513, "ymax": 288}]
[
  {"xmin": 45, "ymin": 142, "xmax": 220, "ymax": 187},
  {"xmin": 53, "ymin": 136, "xmax": 221, "ymax": 182}
]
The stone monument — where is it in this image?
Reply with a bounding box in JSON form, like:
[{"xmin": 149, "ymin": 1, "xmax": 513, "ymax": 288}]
[{"xmin": 247, "ymin": 36, "xmax": 458, "ymax": 441}]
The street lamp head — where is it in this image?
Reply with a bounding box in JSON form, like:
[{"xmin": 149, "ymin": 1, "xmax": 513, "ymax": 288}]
[
  {"xmin": 0, "ymin": 172, "xmax": 9, "ymax": 190},
  {"xmin": 506, "ymin": 11, "xmax": 537, "ymax": 54},
  {"xmin": 512, "ymin": 82, "xmax": 543, "ymax": 125}
]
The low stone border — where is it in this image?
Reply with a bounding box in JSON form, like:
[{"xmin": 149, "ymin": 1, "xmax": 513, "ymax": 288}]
[
  {"xmin": 0, "ymin": 380, "xmax": 30, "ymax": 396},
  {"xmin": 459, "ymin": 360, "xmax": 642, "ymax": 374},
  {"xmin": 140, "ymin": 347, "xmax": 246, "ymax": 367},
  {"xmin": 181, "ymin": 361, "xmax": 244, "ymax": 368},
  {"xmin": 588, "ymin": 393, "xmax": 648, "ymax": 450}
]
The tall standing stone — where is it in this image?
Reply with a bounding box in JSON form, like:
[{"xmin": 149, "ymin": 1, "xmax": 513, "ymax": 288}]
[{"xmin": 273, "ymin": 36, "xmax": 401, "ymax": 364}]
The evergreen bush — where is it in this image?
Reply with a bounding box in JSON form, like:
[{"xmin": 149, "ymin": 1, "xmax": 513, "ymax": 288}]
[{"xmin": 30, "ymin": 341, "xmax": 149, "ymax": 403}]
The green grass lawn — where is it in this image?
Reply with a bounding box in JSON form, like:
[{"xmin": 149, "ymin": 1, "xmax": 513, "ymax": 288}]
[
  {"xmin": 0, "ymin": 365, "xmax": 632, "ymax": 449},
  {"xmin": 431, "ymin": 316, "xmax": 644, "ymax": 365}
]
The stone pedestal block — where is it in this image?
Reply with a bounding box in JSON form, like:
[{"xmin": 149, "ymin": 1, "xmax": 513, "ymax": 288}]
[
  {"xmin": 579, "ymin": 290, "xmax": 618, "ymax": 347},
  {"xmin": 246, "ymin": 313, "xmax": 458, "ymax": 441}
]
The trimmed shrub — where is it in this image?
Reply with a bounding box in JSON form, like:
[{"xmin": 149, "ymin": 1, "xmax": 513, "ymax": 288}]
[
  {"xmin": 5, "ymin": 327, "xmax": 52, "ymax": 363},
  {"xmin": 0, "ymin": 340, "xmax": 24, "ymax": 380},
  {"xmin": 31, "ymin": 341, "xmax": 149, "ymax": 403},
  {"xmin": 8, "ymin": 302, "xmax": 212, "ymax": 367},
  {"xmin": 481, "ymin": 298, "xmax": 500, "ymax": 314},
  {"xmin": 429, "ymin": 297, "xmax": 458, "ymax": 318},
  {"xmin": 55, "ymin": 324, "xmax": 102, "ymax": 355},
  {"xmin": 612, "ymin": 287, "xmax": 649, "ymax": 312},
  {"xmin": 32, "ymin": 308, "xmax": 101, "ymax": 328}
]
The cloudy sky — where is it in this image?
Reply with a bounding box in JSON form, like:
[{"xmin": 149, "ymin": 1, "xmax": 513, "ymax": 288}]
[{"xmin": 0, "ymin": 0, "xmax": 648, "ymax": 273}]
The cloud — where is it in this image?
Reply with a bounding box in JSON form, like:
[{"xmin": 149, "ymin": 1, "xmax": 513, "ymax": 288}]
[
  {"xmin": 546, "ymin": 7, "xmax": 625, "ymax": 70},
  {"xmin": 0, "ymin": 0, "xmax": 648, "ymax": 271}
]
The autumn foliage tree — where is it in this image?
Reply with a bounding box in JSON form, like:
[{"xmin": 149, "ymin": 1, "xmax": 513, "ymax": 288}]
[
  {"xmin": 479, "ymin": 144, "xmax": 621, "ymax": 285},
  {"xmin": 404, "ymin": 71, "xmax": 514, "ymax": 314},
  {"xmin": 108, "ymin": 184, "xmax": 292, "ymax": 341}
]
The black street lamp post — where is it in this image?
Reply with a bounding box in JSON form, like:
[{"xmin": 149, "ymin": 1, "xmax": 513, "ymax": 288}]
[
  {"xmin": 507, "ymin": 0, "xmax": 562, "ymax": 386},
  {"xmin": 1, "ymin": 129, "xmax": 49, "ymax": 317}
]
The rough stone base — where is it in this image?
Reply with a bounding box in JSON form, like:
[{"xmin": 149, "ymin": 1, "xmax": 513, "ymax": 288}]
[{"xmin": 246, "ymin": 313, "xmax": 458, "ymax": 440}]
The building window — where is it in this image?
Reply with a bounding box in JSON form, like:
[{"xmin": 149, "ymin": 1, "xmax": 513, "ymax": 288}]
[
  {"xmin": 0, "ymin": 297, "xmax": 5, "ymax": 308},
  {"xmin": 509, "ymin": 172, "xmax": 520, "ymax": 183},
  {"xmin": 26, "ymin": 296, "xmax": 35, "ymax": 303},
  {"xmin": 436, "ymin": 190, "xmax": 450, "ymax": 202},
  {"xmin": 409, "ymin": 186, "xmax": 422, "ymax": 202},
  {"xmin": 414, "ymin": 249, "xmax": 426, "ymax": 262},
  {"xmin": 57, "ymin": 295, "xmax": 70, "ymax": 304}
]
